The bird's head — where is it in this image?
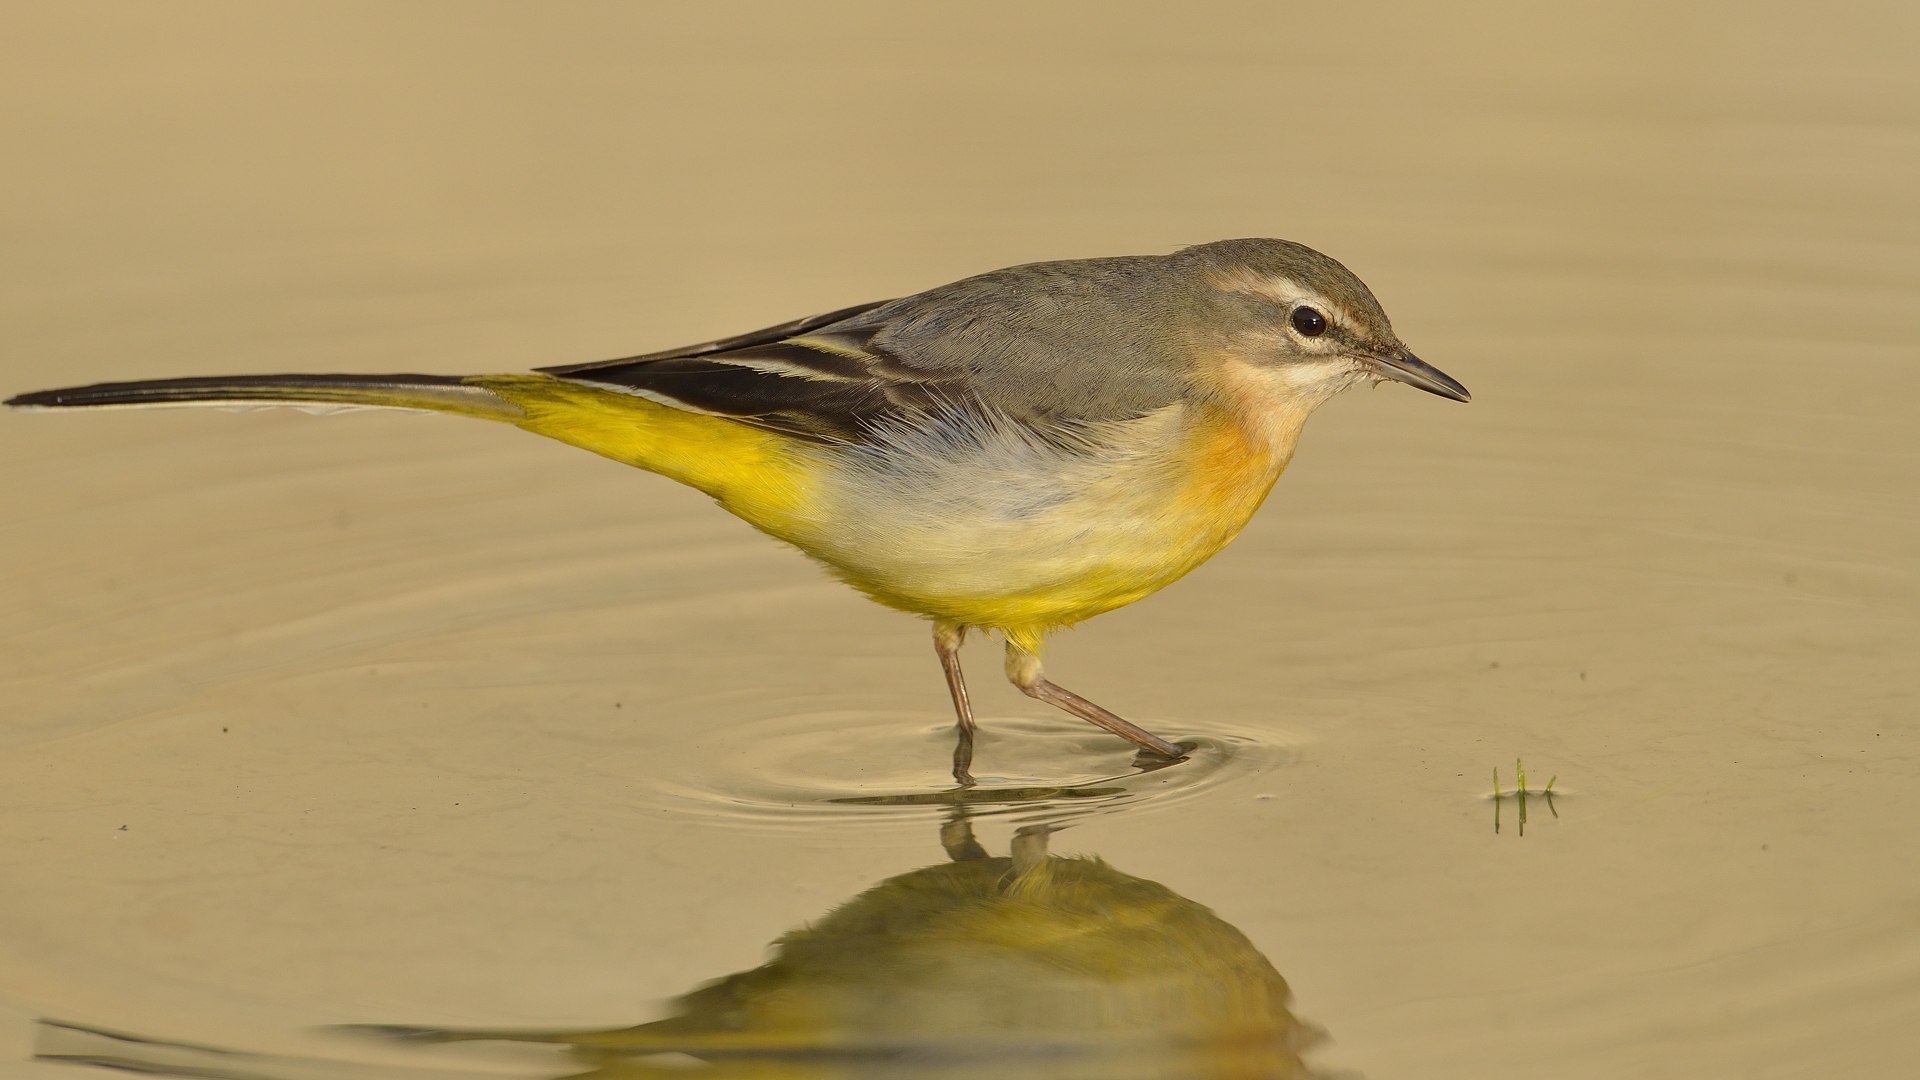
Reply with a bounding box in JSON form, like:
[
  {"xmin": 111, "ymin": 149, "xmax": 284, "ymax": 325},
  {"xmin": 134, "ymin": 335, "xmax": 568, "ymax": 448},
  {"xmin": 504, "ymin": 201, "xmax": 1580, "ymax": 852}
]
[{"xmin": 1175, "ymin": 238, "xmax": 1470, "ymax": 413}]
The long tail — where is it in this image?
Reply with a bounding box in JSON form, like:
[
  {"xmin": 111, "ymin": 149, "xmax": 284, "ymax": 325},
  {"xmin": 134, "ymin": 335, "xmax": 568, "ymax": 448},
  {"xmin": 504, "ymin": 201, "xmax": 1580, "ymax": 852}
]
[
  {"xmin": 6, "ymin": 371, "xmax": 809, "ymax": 534},
  {"xmin": 4, "ymin": 373, "xmax": 524, "ymax": 420}
]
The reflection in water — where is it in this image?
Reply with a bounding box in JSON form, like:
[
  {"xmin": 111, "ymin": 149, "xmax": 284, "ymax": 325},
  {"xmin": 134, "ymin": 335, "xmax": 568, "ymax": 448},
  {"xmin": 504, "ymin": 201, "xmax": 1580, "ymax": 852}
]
[
  {"xmin": 36, "ymin": 812, "xmax": 1321, "ymax": 1080},
  {"xmin": 378, "ymin": 814, "xmax": 1322, "ymax": 1079}
]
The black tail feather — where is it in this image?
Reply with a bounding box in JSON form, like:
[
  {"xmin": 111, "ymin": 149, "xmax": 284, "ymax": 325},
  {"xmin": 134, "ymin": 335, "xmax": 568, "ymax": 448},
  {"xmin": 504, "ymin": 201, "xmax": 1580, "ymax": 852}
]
[{"xmin": 6, "ymin": 373, "xmax": 523, "ymax": 418}]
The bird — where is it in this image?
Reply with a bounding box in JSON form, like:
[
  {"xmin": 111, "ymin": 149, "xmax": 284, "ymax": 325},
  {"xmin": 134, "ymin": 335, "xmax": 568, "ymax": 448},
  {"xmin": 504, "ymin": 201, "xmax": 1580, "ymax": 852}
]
[{"xmin": 6, "ymin": 238, "xmax": 1468, "ymax": 785}]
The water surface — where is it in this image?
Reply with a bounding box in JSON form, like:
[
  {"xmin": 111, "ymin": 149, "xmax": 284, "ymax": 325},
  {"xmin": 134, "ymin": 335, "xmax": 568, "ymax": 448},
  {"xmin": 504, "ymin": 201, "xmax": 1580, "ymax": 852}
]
[{"xmin": 2, "ymin": 4, "xmax": 1916, "ymax": 1077}]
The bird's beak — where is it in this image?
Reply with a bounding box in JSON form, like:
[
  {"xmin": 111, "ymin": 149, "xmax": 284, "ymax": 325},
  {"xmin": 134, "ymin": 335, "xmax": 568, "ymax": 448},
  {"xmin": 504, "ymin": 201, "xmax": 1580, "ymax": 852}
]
[{"xmin": 1362, "ymin": 349, "xmax": 1471, "ymax": 402}]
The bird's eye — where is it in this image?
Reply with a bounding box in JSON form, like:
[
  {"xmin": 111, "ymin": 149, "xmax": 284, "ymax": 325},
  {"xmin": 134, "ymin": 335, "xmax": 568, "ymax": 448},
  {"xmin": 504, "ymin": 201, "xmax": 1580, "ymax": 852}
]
[{"xmin": 1290, "ymin": 307, "xmax": 1328, "ymax": 337}]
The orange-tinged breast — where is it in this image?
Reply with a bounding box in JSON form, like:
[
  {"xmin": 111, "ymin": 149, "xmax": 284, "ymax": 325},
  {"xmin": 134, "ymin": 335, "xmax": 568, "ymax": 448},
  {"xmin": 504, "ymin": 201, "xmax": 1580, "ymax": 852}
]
[{"xmin": 1172, "ymin": 401, "xmax": 1286, "ymax": 529}]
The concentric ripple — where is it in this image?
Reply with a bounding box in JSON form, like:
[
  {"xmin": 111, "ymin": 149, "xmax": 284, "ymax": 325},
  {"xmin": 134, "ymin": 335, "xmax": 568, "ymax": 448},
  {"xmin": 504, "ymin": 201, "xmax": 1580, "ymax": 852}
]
[{"xmin": 633, "ymin": 708, "xmax": 1304, "ymax": 831}]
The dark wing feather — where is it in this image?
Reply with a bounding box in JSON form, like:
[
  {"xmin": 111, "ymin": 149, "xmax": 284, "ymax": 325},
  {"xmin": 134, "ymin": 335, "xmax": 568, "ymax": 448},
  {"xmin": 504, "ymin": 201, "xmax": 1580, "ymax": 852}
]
[
  {"xmin": 551, "ymin": 340, "xmax": 965, "ymax": 443},
  {"xmin": 536, "ymin": 300, "xmax": 895, "ymax": 374},
  {"xmin": 535, "ymin": 299, "xmax": 976, "ymax": 443},
  {"xmin": 535, "ymin": 255, "xmax": 1200, "ymax": 443}
]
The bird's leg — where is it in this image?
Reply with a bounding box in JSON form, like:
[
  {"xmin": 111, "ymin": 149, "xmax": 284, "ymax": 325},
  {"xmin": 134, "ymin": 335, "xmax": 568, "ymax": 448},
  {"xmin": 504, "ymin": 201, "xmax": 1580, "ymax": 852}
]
[
  {"xmin": 1010, "ymin": 823, "xmax": 1055, "ymax": 876},
  {"xmin": 939, "ymin": 808, "xmax": 990, "ymax": 862},
  {"xmin": 934, "ymin": 622, "xmax": 977, "ymax": 787},
  {"xmin": 1004, "ymin": 643, "xmax": 1186, "ymax": 760}
]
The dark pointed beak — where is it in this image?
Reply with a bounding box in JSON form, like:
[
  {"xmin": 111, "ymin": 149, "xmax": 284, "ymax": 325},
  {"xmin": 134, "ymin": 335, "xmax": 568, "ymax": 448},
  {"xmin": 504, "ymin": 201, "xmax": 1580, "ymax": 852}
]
[{"xmin": 1363, "ymin": 349, "xmax": 1471, "ymax": 402}]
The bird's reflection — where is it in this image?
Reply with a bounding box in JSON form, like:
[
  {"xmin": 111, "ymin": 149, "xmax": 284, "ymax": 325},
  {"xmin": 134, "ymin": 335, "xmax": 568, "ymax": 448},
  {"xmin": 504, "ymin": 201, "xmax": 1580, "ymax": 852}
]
[{"xmin": 36, "ymin": 809, "xmax": 1323, "ymax": 1080}]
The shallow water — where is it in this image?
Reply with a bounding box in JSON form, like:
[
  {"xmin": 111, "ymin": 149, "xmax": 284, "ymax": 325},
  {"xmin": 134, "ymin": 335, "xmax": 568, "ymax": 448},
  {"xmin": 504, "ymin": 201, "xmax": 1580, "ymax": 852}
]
[{"xmin": 2, "ymin": 3, "xmax": 1918, "ymax": 1078}]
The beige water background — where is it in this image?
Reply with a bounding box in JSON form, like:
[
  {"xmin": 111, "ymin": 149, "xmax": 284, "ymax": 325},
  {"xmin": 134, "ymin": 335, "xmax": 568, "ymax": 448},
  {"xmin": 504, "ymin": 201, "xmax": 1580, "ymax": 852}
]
[{"xmin": 3, "ymin": 3, "xmax": 1918, "ymax": 1077}]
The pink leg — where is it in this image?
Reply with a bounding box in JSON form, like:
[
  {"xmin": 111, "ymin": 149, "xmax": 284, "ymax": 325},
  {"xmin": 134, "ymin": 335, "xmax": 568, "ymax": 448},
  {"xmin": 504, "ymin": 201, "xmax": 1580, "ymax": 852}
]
[
  {"xmin": 934, "ymin": 623, "xmax": 977, "ymax": 786},
  {"xmin": 1003, "ymin": 644, "xmax": 1186, "ymax": 760}
]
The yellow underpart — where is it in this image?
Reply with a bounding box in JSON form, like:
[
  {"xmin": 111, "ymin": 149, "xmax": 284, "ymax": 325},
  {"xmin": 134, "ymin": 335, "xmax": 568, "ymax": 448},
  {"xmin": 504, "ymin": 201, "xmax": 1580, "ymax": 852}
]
[
  {"xmin": 470, "ymin": 375, "xmax": 819, "ymax": 541},
  {"xmin": 466, "ymin": 377, "xmax": 1288, "ymax": 657},
  {"xmin": 812, "ymin": 403, "xmax": 1285, "ymax": 655},
  {"xmin": 998, "ymin": 405, "xmax": 1280, "ymax": 649}
]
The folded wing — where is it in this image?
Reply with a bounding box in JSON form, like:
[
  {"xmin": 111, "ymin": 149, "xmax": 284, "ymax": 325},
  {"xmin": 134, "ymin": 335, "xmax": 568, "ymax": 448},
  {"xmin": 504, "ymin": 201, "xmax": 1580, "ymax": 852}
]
[
  {"xmin": 537, "ymin": 300, "xmax": 957, "ymax": 442},
  {"xmin": 536, "ymin": 256, "xmax": 1195, "ymax": 443}
]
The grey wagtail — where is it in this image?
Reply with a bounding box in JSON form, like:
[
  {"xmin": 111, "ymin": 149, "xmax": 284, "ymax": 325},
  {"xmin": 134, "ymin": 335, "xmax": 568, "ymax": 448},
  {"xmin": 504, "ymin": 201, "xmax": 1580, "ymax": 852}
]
[{"xmin": 8, "ymin": 239, "xmax": 1468, "ymax": 784}]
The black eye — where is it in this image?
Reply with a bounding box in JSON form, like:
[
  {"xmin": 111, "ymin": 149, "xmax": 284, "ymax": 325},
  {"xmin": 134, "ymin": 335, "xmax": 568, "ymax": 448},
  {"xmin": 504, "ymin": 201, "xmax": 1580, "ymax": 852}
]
[{"xmin": 1290, "ymin": 306, "xmax": 1328, "ymax": 337}]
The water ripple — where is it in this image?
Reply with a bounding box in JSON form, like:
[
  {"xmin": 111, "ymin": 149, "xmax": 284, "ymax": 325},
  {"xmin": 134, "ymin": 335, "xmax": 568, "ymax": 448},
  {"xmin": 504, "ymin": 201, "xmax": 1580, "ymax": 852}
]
[{"xmin": 632, "ymin": 708, "xmax": 1305, "ymax": 832}]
